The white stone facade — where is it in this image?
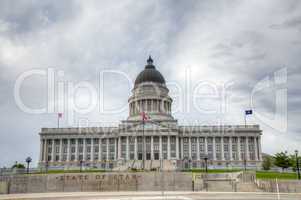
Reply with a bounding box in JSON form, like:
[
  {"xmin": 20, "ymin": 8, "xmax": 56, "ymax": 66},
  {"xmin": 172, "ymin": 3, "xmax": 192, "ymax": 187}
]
[{"xmin": 38, "ymin": 57, "xmax": 262, "ymax": 170}]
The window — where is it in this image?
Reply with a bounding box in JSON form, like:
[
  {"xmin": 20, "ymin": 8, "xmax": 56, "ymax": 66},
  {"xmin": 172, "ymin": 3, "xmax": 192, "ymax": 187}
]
[
  {"xmin": 55, "ymin": 146, "xmax": 60, "ymax": 153},
  {"xmin": 71, "ymin": 139, "xmax": 76, "ymax": 145},
  {"xmin": 86, "ymin": 139, "xmax": 91, "ymax": 145},
  {"xmin": 78, "ymin": 139, "xmax": 83, "ymax": 145},
  {"xmin": 94, "ymin": 138, "xmax": 99, "ymax": 144}
]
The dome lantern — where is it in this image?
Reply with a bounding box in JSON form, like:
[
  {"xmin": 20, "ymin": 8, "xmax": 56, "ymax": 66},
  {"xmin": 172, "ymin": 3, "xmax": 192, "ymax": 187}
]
[{"xmin": 147, "ymin": 55, "xmax": 153, "ymax": 65}]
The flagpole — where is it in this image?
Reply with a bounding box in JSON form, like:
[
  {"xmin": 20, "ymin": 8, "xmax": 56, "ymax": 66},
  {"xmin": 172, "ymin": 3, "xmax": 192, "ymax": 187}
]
[
  {"xmin": 57, "ymin": 114, "xmax": 60, "ymax": 128},
  {"xmin": 142, "ymin": 117, "xmax": 145, "ymax": 170},
  {"xmin": 244, "ymin": 113, "xmax": 246, "ymax": 128}
]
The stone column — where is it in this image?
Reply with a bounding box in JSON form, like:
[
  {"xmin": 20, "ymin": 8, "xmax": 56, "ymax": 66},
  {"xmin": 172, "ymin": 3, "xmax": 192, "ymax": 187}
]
[
  {"xmin": 134, "ymin": 136, "xmax": 138, "ymax": 160},
  {"xmin": 181, "ymin": 137, "xmax": 184, "ymax": 159},
  {"xmin": 212, "ymin": 137, "xmax": 216, "ymax": 160},
  {"xmin": 151, "ymin": 136, "xmax": 154, "ymax": 160},
  {"xmin": 91, "ymin": 138, "xmax": 94, "ymax": 162},
  {"xmin": 204, "ymin": 137, "xmax": 208, "ymax": 155},
  {"xmin": 118, "ymin": 137, "xmax": 121, "ymax": 160},
  {"xmin": 67, "ymin": 139, "xmax": 71, "ymax": 162},
  {"xmin": 74, "ymin": 139, "xmax": 78, "ymax": 161},
  {"xmin": 39, "ymin": 139, "xmax": 43, "ymax": 162},
  {"xmin": 221, "ymin": 137, "xmax": 224, "ymax": 161},
  {"xmin": 126, "ymin": 136, "xmax": 129, "ymax": 160},
  {"xmin": 106, "ymin": 138, "xmax": 109, "ymax": 161},
  {"xmin": 254, "ymin": 136, "xmax": 258, "ymax": 161},
  {"xmin": 167, "ymin": 135, "xmax": 171, "ymax": 160},
  {"xmin": 196, "ymin": 137, "xmax": 200, "ymax": 160},
  {"xmin": 246, "ymin": 137, "xmax": 249, "ymax": 161},
  {"xmin": 51, "ymin": 139, "xmax": 55, "ymax": 162},
  {"xmin": 115, "ymin": 138, "xmax": 118, "ymax": 160},
  {"xmin": 229, "ymin": 137, "xmax": 233, "ymax": 161},
  {"xmin": 83, "ymin": 138, "xmax": 86, "ymax": 161},
  {"xmin": 59, "ymin": 139, "xmax": 63, "ymax": 162},
  {"xmin": 98, "ymin": 138, "xmax": 102, "ymax": 161},
  {"xmin": 159, "ymin": 136, "xmax": 162, "ymax": 160},
  {"xmin": 176, "ymin": 136, "xmax": 179, "ymax": 160},
  {"xmin": 43, "ymin": 139, "xmax": 47, "ymax": 162},
  {"xmin": 237, "ymin": 137, "xmax": 241, "ymax": 161},
  {"xmin": 188, "ymin": 137, "xmax": 191, "ymax": 159},
  {"xmin": 258, "ymin": 136, "xmax": 262, "ymax": 161}
]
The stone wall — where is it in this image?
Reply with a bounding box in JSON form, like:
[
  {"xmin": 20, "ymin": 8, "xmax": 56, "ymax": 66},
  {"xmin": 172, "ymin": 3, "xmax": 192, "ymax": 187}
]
[
  {"xmin": 256, "ymin": 179, "xmax": 301, "ymax": 193},
  {"xmin": 0, "ymin": 172, "xmax": 193, "ymax": 194},
  {"xmin": 1, "ymin": 172, "xmax": 300, "ymax": 194}
]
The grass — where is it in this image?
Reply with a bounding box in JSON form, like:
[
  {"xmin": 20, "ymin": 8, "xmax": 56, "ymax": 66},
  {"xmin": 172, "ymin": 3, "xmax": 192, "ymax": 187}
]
[
  {"xmin": 184, "ymin": 169, "xmax": 299, "ymax": 180},
  {"xmin": 182, "ymin": 168, "xmax": 242, "ymax": 173},
  {"xmin": 34, "ymin": 169, "xmax": 107, "ymax": 174},
  {"xmin": 256, "ymin": 171, "xmax": 298, "ymax": 180}
]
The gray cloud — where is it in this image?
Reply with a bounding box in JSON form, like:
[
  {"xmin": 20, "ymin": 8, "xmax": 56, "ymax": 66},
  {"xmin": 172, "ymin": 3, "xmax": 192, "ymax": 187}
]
[
  {"xmin": 0, "ymin": 0, "xmax": 301, "ymax": 167},
  {"xmin": 270, "ymin": 16, "xmax": 301, "ymax": 30}
]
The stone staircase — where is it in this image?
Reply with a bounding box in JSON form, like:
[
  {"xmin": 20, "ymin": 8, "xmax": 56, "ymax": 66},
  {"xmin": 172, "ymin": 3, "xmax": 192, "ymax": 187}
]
[
  {"xmin": 114, "ymin": 160, "xmax": 178, "ymax": 171},
  {"xmin": 162, "ymin": 160, "xmax": 177, "ymax": 171}
]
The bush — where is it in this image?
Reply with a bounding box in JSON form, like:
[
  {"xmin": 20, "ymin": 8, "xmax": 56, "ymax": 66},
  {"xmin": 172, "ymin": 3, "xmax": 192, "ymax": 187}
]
[{"xmin": 262, "ymin": 156, "xmax": 272, "ymax": 170}]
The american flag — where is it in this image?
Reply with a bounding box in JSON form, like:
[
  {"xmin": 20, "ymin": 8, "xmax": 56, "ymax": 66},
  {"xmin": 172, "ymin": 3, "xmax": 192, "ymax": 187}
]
[{"xmin": 141, "ymin": 112, "xmax": 149, "ymax": 122}]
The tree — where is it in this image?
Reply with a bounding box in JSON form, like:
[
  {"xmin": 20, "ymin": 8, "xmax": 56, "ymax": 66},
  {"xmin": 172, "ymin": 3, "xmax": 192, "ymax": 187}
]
[
  {"xmin": 12, "ymin": 162, "xmax": 25, "ymax": 169},
  {"xmin": 274, "ymin": 152, "xmax": 290, "ymax": 172},
  {"xmin": 289, "ymin": 154, "xmax": 301, "ymax": 172},
  {"xmin": 262, "ymin": 156, "xmax": 272, "ymax": 170}
]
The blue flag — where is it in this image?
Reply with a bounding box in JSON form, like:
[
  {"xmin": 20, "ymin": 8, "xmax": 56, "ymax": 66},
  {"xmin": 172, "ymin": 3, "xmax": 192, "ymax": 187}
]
[{"xmin": 245, "ymin": 110, "xmax": 253, "ymax": 115}]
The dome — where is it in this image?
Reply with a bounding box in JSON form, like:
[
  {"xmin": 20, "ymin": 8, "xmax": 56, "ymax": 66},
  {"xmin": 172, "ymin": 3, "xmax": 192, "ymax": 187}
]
[{"xmin": 134, "ymin": 56, "xmax": 166, "ymax": 86}]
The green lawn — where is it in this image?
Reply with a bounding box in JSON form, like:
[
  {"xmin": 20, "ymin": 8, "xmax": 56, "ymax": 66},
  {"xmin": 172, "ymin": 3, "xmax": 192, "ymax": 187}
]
[
  {"xmin": 182, "ymin": 169, "xmax": 242, "ymax": 173},
  {"xmin": 34, "ymin": 169, "xmax": 107, "ymax": 174},
  {"xmin": 256, "ymin": 171, "xmax": 298, "ymax": 180}
]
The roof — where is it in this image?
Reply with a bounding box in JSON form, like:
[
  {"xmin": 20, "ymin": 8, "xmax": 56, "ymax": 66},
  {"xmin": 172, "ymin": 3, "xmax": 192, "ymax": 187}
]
[{"xmin": 134, "ymin": 56, "xmax": 166, "ymax": 86}]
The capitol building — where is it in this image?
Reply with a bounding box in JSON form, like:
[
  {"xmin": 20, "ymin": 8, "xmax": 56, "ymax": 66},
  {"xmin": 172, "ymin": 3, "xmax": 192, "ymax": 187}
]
[{"xmin": 39, "ymin": 57, "xmax": 262, "ymax": 170}]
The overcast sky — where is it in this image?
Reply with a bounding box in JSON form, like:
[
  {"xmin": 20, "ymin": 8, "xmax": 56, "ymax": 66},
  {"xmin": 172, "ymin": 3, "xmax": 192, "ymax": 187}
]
[{"xmin": 0, "ymin": 0, "xmax": 301, "ymax": 167}]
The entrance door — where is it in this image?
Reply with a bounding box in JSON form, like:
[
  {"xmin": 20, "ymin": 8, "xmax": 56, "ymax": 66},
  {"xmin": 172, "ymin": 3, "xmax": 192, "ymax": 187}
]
[
  {"xmin": 138, "ymin": 153, "xmax": 142, "ymax": 160},
  {"xmin": 154, "ymin": 153, "xmax": 159, "ymax": 160},
  {"xmin": 146, "ymin": 153, "xmax": 151, "ymax": 160}
]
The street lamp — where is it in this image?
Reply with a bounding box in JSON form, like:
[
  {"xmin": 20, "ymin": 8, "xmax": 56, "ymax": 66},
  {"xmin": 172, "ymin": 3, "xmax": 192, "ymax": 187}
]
[
  {"xmin": 204, "ymin": 156, "xmax": 208, "ymax": 173},
  {"xmin": 25, "ymin": 157, "xmax": 32, "ymax": 174},
  {"xmin": 295, "ymin": 150, "xmax": 300, "ymax": 180},
  {"xmin": 244, "ymin": 158, "xmax": 247, "ymax": 171},
  {"xmin": 45, "ymin": 161, "xmax": 49, "ymax": 173},
  {"xmin": 79, "ymin": 160, "xmax": 83, "ymax": 172}
]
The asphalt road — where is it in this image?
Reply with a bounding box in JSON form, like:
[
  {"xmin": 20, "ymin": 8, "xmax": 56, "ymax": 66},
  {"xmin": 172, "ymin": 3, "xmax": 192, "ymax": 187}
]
[{"xmin": 0, "ymin": 192, "xmax": 301, "ymax": 200}]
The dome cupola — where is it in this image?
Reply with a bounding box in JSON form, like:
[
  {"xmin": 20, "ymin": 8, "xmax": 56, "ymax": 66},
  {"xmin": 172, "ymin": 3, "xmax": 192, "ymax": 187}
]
[
  {"xmin": 134, "ymin": 56, "xmax": 166, "ymax": 86},
  {"xmin": 128, "ymin": 56, "xmax": 173, "ymax": 121}
]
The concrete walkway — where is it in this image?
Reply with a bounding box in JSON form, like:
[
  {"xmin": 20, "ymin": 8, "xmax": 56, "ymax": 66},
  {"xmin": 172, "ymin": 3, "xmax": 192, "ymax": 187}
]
[{"xmin": 0, "ymin": 191, "xmax": 301, "ymax": 200}]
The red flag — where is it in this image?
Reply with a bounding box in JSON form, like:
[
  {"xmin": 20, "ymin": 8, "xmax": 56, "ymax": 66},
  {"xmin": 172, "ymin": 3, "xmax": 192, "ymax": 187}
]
[
  {"xmin": 58, "ymin": 113, "xmax": 63, "ymax": 118},
  {"xmin": 141, "ymin": 112, "xmax": 149, "ymax": 122}
]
